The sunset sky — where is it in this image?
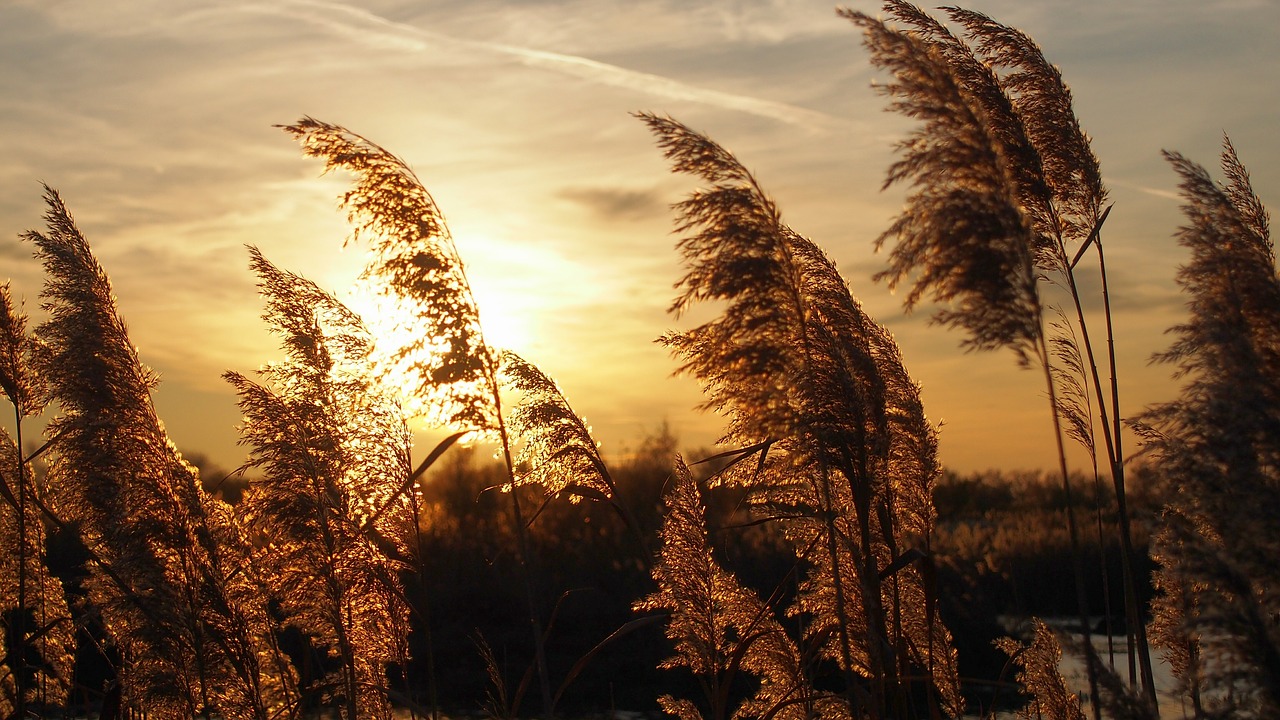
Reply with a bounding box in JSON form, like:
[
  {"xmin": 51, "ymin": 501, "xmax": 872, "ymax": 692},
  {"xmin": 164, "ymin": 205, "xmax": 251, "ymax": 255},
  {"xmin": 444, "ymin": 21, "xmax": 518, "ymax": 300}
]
[{"xmin": 2, "ymin": 0, "xmax": 1277, "ymax": 474}]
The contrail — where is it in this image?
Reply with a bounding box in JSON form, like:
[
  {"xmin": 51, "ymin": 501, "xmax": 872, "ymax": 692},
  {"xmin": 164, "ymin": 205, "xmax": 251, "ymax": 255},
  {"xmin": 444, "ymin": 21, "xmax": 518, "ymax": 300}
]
[
  {"xmin": 1108, "ymin": 178, "xmax": 1180, "ymax": 201},
  {"xmin": 212, "ymin": 0, "xmax": 838, "ymax": 131}
]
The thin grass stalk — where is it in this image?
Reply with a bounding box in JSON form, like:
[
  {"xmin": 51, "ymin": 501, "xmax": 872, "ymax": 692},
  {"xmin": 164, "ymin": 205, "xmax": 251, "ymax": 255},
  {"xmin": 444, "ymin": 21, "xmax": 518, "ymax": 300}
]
[
  {"xmin": 495, "ymin": 403, "xmax": 555, "ymax": 716},
  {"xmin": 13, "ymin": 404, "xmax": 28, "ymax": 720},
  {"xmin": 469, "ymin": 341, "xmax": 558, "ymax": 717},
  {"xmin": 1093, "ymin": 236, "xmax": 1157, "ymax": 702},
  {"xmin": 877, "ymin": 471, "xmax": 908, "ymax": 715},
  {"xmin": 363, "ymin": 433, "xmax": 464, "ymax": 720},
  {"xmin": 181, "ymin": 553, "xmax": 214, "ymax": 720},
  {"xmin": 1056, "ymin": 312, "xmax": 1119, "ymax": 671},
  {"xmin": 322, "ymin": 493, "xmax": 360, "ymax": 720},
  {"xmin": 407, "ymin": 485, "xmax": 439, "ymax": 720},
  {"xmin": 873, "ymin": 467, "xmax": 935, "ymax": 718},
  {"xmin": 1065, "ymin": 218, "xmax": 1156, "ymax": 702},
  {"xmin": 844, "ymin": 460, "xmax": 896, "ymax": 716},
  {"xmin": 1088, "ymin": 455, "xmax": 1116, "ymax": 671},
  {"xmin": 1035, "ymin": 332, "xmax": 1101, "ymax": 720},
  {"xmin": 476, "ymin": 339, "xmax": 556, "ymax": 717},
  {"xmin": 1071, "ymin": 251, "xmax": 1154, "ymax": 699},
  {"xmin": 817, "ymin": 465, "xmax": 870, "ymax": 716},
  {"xmin": 0, "ymin": 283, "xmax": 55, "ymax": 720}
]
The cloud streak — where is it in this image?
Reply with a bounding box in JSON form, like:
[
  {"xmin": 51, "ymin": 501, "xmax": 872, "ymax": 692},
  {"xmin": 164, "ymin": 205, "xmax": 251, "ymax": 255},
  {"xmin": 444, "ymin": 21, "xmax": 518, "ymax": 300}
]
[
  {"xmin": 557, "ymin": 185, "xmax": 665, "ymax": 222},
  {"xmin": 1108, "ymin": 177, "xmax": 1181, "ymax": 202},
  {"xmin": 199, "ymin": 0, "xmax": 836, "ymax": 131}
]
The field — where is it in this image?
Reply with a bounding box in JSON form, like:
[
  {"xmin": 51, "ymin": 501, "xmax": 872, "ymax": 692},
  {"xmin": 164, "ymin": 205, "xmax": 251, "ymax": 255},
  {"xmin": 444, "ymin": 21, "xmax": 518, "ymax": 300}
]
[{"xmin": 2, "ymin": 3, "xmax": 1278, "ymax": 719}]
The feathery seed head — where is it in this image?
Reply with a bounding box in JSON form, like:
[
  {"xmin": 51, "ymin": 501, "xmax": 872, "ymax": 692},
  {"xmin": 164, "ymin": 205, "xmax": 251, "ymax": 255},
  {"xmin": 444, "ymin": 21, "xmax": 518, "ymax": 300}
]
[
  {"xmin": 500, "ymin": 350, "xmax": 613, "ymax": 503},
  {"xmin": 282, "ymin": 117, "xmax": 497, "ymax": 433},
  {"xmin": 0, "ymin": 284, "xmax": 45, "ymax": 418},
  {"xmin": 845, "ymin": 7, "xmax": 1044, "ymax": 364},
  {"xmin": 1135, "ymin": 140, "xmax": 1280, "ymax": 714}
]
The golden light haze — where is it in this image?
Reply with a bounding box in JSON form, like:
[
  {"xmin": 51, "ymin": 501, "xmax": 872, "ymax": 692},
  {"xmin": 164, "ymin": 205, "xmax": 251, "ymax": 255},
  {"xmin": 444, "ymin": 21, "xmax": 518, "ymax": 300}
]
[{"xmin": 2, "ymin": 0, "xmax": 1278, "ymax": 472}]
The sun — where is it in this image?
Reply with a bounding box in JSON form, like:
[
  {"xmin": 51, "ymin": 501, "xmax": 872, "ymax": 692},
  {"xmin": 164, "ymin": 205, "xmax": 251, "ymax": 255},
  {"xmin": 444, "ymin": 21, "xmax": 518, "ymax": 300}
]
[
  {"xmin": 467, "ymin": 280, "xmax": 534, "ymax": 354},
  {"xmin": 340, "ymin": 263, "xmax": 532, "ymax": 352},
  {"xmin": 338, "ymin": 266, "xmax": 536, "ymax": 412}
]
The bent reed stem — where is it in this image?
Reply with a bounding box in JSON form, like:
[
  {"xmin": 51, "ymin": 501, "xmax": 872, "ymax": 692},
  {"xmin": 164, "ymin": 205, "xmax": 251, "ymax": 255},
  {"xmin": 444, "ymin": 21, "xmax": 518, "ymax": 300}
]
[{"xmin": 1035, "ymin": 331, "xmax": 1102, "ymax": 720}]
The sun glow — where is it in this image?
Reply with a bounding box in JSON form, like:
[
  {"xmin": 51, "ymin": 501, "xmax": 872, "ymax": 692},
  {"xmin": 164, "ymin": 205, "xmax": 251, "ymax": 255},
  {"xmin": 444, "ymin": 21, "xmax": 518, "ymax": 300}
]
[
  {"xmin": 338, "ymin": 250, "xmax": 538, "ymax": 425},
  {"xmin": 467, "ymin": 279, "xmax": 535, "ymax": 354}
]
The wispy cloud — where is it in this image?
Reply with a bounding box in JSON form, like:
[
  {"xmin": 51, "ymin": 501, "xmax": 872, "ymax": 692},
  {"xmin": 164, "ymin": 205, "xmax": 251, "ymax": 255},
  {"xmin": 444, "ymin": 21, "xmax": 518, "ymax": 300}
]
[
  {"xmin": 189, "ymin": 0, "xmax": 837, "ymax": 131},
  {"xmin": 557, "ymin": 185, "xmax": 665, "ymax": 222},
  {"xmin": 1109, "ymin": 178, "xmax": 1181, "ymax": 202}
]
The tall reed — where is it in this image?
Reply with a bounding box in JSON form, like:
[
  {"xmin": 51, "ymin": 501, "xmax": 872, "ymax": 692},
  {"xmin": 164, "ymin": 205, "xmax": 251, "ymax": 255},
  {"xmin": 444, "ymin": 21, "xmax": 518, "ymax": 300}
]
[
  {"xmin": 25, "ymin": 187, "xmax": 278, "ymax": 720},
  {"xmin": 843, "ymin": 2, "xmax": 1158, "ymax": 710},
  {"xmin": 1133, "ymin": 140, "xmax": 1280, "ymax": 717},
  {"xmin": 930, "ymin": 7, "xmax": 1151, "ymax": 694},
  {"xmin": 636, "ymin": 456, "xmax": 835, "ymax": 720},
  {"xmin": 643, "ymin": 112, "xmax": 961, "ymax": 719},
  {"xmin": 227, "ymin": 247, "xmax": 413, "ymax": 720},
  {"xmin": 0, "ymin": 282, "xmax": 74, "ymax": 719},
  {"xmin": 282, "ymin": 118, "xmax": 624, "ymax": 715},
  {"xmin": 995, "ymin": 620, "xmax": 1085, "ymax": 720}
]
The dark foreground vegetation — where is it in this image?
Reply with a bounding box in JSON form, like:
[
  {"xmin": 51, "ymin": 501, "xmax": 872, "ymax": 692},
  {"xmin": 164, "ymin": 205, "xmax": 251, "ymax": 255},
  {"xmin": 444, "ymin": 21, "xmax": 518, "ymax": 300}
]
[
  {"xmin": 24, "ymin": 442, "xmax": 1166, "ymax": 717},
  {"xmin": 3, "ymin": 2, "xmax": 1278, "ymax": 719},
  {"xmin": 187, "ymin": 441, "xmax": 1166, "ymax": 717},
  {"xmin": 292, "ymin": 450, "xmax": 1169, "ymax": 716}
]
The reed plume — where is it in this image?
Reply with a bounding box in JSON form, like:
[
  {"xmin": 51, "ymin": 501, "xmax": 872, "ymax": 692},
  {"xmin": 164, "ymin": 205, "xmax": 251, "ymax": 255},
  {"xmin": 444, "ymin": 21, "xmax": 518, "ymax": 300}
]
[
  {"xmin": 227, "ymin": 247, "xmax": 414, "ymax": 720},
  {"xmin": 637, "ymin": 457, "xmax": 838, "ymax": 720},
  {"xmin": 25, "ymin": 187, "xmax": 278, "ymax": 720},
  {"xmin": 281, "ymin": 117, "xmax": 495, "ymax": 433},
  {"xmin": 995, "ymin": 621, "xmax": 1085, "ymax": 720},
  {"xmin": 501, "ymin": 350, "xmax": 614, "ymax": 505},
  {"xmin": 938, "ymin": 5, "xmax": 1106, "ymax": 247},
  {"xmin": 643, "ymin": 112, "xmax": 961, "ymax": 718},
  {"xmin": 499, "ymin": 349, "xmax": 658, "ymax": 567},
  {"xmin": 0, "ymin": 284, "xmax": 45, "ymax": 422},
  {"xmin": 0, "ymin": 283, "xmax": 74, "ymax": 718},
  {"xmin": 1133, "ymin": 140, "xmax": 1280, "ymax": 716},
  {"xmin": 841, "ymin": 5, "xmax": 1041, "ymax": 363}
]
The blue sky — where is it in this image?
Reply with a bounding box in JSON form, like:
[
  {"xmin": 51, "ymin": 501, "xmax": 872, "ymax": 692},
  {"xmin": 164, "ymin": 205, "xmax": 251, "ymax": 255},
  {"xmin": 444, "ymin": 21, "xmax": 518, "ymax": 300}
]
[{"xmin": 2, "ymin": 0, "xmax": 1278, "ymax": 472}]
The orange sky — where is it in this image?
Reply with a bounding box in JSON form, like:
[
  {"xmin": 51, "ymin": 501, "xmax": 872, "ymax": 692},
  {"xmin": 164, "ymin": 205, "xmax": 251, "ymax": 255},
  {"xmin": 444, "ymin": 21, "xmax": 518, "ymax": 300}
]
[{"xmin": 2, "ymin": 0, "xmax": 1278, "ymax": 473}]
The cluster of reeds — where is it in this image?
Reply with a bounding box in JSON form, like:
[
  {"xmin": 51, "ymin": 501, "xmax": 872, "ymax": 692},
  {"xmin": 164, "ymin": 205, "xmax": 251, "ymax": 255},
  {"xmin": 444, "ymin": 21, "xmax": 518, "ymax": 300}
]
[
  {"xmin": 1130, "ymin": 142, "xmax": 1280, "ymax": 718},
  {"xmin": 6, "ymin": 188, "xmax": 288, "ymax": 720},
  {"xmin": 840, "ymin": 7, "xmax": 1147, "ymax": 715},
  {"xmin": 843, "ymin": 2, "xmax": 1278, "ymax": 718},
  {"xmin": 0, "ymin": 3, "xmax": 1277, "ymax": 719},
  {"xmin": 637, "ymin": 111, "xmax": 961, "ymax": 719}
]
